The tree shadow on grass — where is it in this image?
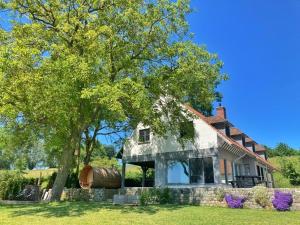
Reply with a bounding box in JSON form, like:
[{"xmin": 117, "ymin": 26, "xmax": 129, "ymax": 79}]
[{"xmin": 8, "ymin": 202, "xmax": 185, "ymax": 218}]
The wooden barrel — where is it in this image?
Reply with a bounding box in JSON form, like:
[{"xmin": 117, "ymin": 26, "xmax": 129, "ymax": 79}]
[{"xmin": 79, "ymin": 165, "xmax": 121, "ymax": 189}]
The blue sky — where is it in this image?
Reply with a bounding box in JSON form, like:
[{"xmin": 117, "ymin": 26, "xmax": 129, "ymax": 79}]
[
  {"xmin": 0, "ymin": 1, "xmax": 299, "ymax": 149},
  {"xmin": 189, "ymin": 0, "xmax": 300, "ymax": 149}
]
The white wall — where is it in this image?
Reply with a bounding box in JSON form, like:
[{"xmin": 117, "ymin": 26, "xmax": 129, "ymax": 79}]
[{"xmin": 123, "ymin": 117, "xmax": 219, "ymax": 157}]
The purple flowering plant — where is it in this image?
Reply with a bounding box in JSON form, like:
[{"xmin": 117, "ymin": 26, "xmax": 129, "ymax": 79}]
[
  {"xmin": 225, "ymin": 194, "xmax": 246, "ymax": 209},
  {"xmin": 272, "ymin": 191, "xmax": 293, "ymax": 211}
]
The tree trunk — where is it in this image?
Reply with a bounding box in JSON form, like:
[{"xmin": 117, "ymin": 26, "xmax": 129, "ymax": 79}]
[
  {"xmin": 83, "ymin": 152, "xmax": 91, "ymax": 166},
  {"xmin": 50, "ymin": 146, "xmax": 75, "ymax": 201}
]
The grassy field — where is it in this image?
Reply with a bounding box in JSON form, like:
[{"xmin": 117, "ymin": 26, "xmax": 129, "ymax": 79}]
[
  {"xmin": 0, "ymin": 202, "xmax": 300, "ymax": 225},
  {"xmin": 23, "ymin": 168, "xmax": 57, "ymax": 179}
]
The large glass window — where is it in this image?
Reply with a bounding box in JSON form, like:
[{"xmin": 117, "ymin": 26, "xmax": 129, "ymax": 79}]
[
  {"xmin": 204, "ymin": 157, "xmax": 214, "ymax": 183},
  {"xmin": 167, "ymin": 160, "xmax": 189, "ymax": 184},
  {"xmin": 167, "ymin": 157, "xmax": 214, "ymax": 184},
  {"xmin": 244, "ymin": 164, "xmax": 250, "ymax": 175},
  {"xmin": 219, "ymin": 159, "xmax": 233, "ymax": 184},
  {"xmin": 260, "ymin": 167, "xmax": 265, "ymax": 180},
  {"xmin": 226, "ymin": 161, "xmax": 233, "ymax": 181},
  {"xmin": 219, "ymin": 159, "xmax": 226, "ymax": 184},
  {"xmin": 189, "ymin": 158, "xmax": 204, "ymax": 184}
]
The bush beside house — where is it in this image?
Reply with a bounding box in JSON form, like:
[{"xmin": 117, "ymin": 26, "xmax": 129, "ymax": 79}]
[
  {"xmin": 253, "ymin": 186, "xmax": 271, "ymax": 208},
  {"xmin": 140, "ymin": 188, "xmax": 172, "ymax": 205},
  {"xmin": 0, "ymin": 171, "xmax": 35, "ymax": 200}
]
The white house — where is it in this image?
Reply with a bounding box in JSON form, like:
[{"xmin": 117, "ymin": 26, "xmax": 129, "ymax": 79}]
[{"xmin": 121, "ymin": 105, "xmax": 275, "ymax": 188}]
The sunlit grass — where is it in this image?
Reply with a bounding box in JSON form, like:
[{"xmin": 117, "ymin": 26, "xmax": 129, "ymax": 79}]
[{"xmin": 0, "ymin": 202, "xmax": 300, "ymax": 225}]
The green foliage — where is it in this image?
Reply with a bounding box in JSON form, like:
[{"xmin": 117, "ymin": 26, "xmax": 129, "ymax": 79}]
[
  {"xmin": 45, "ymin": 172, "xmax": 80, "ymax": 189},
  {"xmin": 124, "ymin": 166, "xmax": 142, "ymax": 187},
  {"xmin": 140, "ymin": 188, "xmax": 172, "ymax": 205},
  {"xmin": 179, "ymin": 121, "xmax": 195, "ymax": 141},
  {"xmin": 90, "ymin": 157, "xmax": 119, "ymax": 169},
  {"xmin": 266, "ymin": 143, "xmax": 299, "ymax": 158},
  {"xmin": 253, "ymin": 186, "xmax": 270, "ymax": 208},
  {"xmin": 214, "ymin": 188, "xmax": 226, "ymax": 202},
  {"xmin": 140, "ymin": 190, "xmax": 152, "ymax": 206},
  {"xmin": 0, "ymin": 0, "xmax": 225, "ymax": 147},
  {"xmin": 269, "ymin": 156, "xmax": 300, "ymax": 188},
  {"xmin": 0, "ymin": 171, "xmax": 35, "ymax": 200},
  {"xmin": 124, "ymin": 166, "xmax": 154, "ymax": 187},
  {"xmin": 0, "ymin": 0, "xmax": 226, "ymax": 198},
  {"xmin": 65, "ymin": 172, "xmax": 80, "ymax": 188},
  {"xmin": 282, "ymin": 162, "xmax": 300, "ymax": 185},
  {"xmin": 92, "ymin": 145, "xmax": 115, "ymax": 159},
  {"xmin": 0, "ymin": 128, "xmax": 52, "ymax": 170},
  {"xmin": 159, "ymin": 188, "xmax": 172, "ymax": 204},
  {"xmin": 0, "ymin": 150, "xmax": 12, "ymax": 169}
]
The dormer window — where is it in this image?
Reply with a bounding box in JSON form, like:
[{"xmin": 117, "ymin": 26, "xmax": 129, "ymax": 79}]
[
  {"xmin": 252, "ymin": 143, "xmax": 256, "ymax": 152},
  {"xmin": 139, "ymin": 128, "xmax": 150, "ymax": 143},
  {"xmin": 225, "ymin": 126, "xmax": 230, "ymax": 137},
  {"xmin": 242, "ymin": 136, "xmax": 246, "ymax": 146}
]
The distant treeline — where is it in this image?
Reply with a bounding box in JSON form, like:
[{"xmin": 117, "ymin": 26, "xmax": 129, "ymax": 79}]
[{"xmin": 266, "ymin": 143, "xmax": 300, "ymax": 158}]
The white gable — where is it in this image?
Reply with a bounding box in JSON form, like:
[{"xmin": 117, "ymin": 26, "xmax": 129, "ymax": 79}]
[{"xmin": 123, "ymin": 115, "xmax": 219, "ymax": 158}]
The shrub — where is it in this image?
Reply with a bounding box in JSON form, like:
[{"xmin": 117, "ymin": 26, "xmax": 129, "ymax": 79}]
[
  {"xmin": 125, "ymin": 178, "xmax": 142, "ymax": 187},
  {"xmin": 140, "ymin": 190, "xmax": 152, "ymax": 205},
  {"xmin": 253, "ymin": 186, "xmax": 270, "ymax": 208},
  {"xmin": 272, "ymin": 191, "xmax": 293, "ymax": 211},
  {"xmin": 214, "ymin": 188, "xmax": 226, "ymax": 202},
  {"xmin": 0, "ymin": 171, "xmax": 35, "ymax": 200},
  {"xmin": 44, "ymin": 172, "xmax": 80, "ymax": 189},
  {"xmin": 225, "ymin": 194, "xmax": 246, "ymax": 208},
  {"xmin": 282, "ymin": 162, "xmax": 300, "ymax": 185},
  {"xmin": 158, "ymin": 187, "xmax": 171, "ymax": 204},
  {"xmin": 65, "ymin": 172, "xmax": 80, "ymax": 188},
  {"xmin": 140, "ymin": 188, "xmax": 172, "ymax": 205},
  {"xmin": 44, "ymin": 172, "xmax": 57, "ymax": 189}
]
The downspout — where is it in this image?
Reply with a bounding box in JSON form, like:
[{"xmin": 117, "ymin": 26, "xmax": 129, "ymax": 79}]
[{"xmin": 232, "ymin": 153, "xmax": 247, "ymax": 180}]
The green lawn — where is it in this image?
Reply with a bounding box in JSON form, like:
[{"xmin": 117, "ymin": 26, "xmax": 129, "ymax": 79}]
[{"xmin": 0, "ymin": 202, "xmax": 300, "ymax": 225}]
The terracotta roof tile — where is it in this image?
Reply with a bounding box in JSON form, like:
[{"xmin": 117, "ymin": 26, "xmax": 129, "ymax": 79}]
[
  {"xmin": 230, "ymin": 127, "xmax": 243, "ymax": 136},
  {"xmin": 185, "ymin": 105, "xmax": 275, "ymax": 170},
  {"xmin": 255, "ymin": 144, "xmax": 266, "ymax": 152},
  {"xmin": 245, "ymin": 137, "xmax": 255, "ymax": 143},
  {"xmin": 204, "ymin": 116, "xmax": 227, "ymax": 124}
]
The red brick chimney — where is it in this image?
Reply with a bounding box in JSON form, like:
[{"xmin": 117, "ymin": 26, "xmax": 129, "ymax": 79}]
[{"xmin": 216, "ymin": 104, "xmax": 227, "ymax": 119}]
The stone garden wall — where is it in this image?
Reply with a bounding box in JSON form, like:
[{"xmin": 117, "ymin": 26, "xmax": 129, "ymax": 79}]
[
  {"xmin": 62, "ymin": 187, "xmax": 300, "ymax": 210},
  {"xmin": 62, "ymin": 188, "xmax": 120, "ymax": 202},
  {"xmin": 121, "ymin": 187, "xmax": 300, "ymax": 210}
]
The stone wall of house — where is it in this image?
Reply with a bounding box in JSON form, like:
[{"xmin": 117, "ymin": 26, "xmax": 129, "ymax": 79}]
[{"xmin": 62, "ymin": 187, "xmax": 300, "ymax": 210}]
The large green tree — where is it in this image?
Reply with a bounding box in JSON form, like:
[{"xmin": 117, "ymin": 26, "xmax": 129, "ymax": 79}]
[{"xmin": 0, "ymin": 0, "xmax": 226, "ymax": 201}]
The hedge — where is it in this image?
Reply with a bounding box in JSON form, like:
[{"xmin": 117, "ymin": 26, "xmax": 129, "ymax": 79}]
[{"xmin": 0, "ymin": 171, "xmax": 35, "ymax": 200}]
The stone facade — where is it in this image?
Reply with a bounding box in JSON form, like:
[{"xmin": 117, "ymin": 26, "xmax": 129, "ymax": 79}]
[{"xmin": 61, "ymin": 187, "xmax": 300, "ymax": 210}]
